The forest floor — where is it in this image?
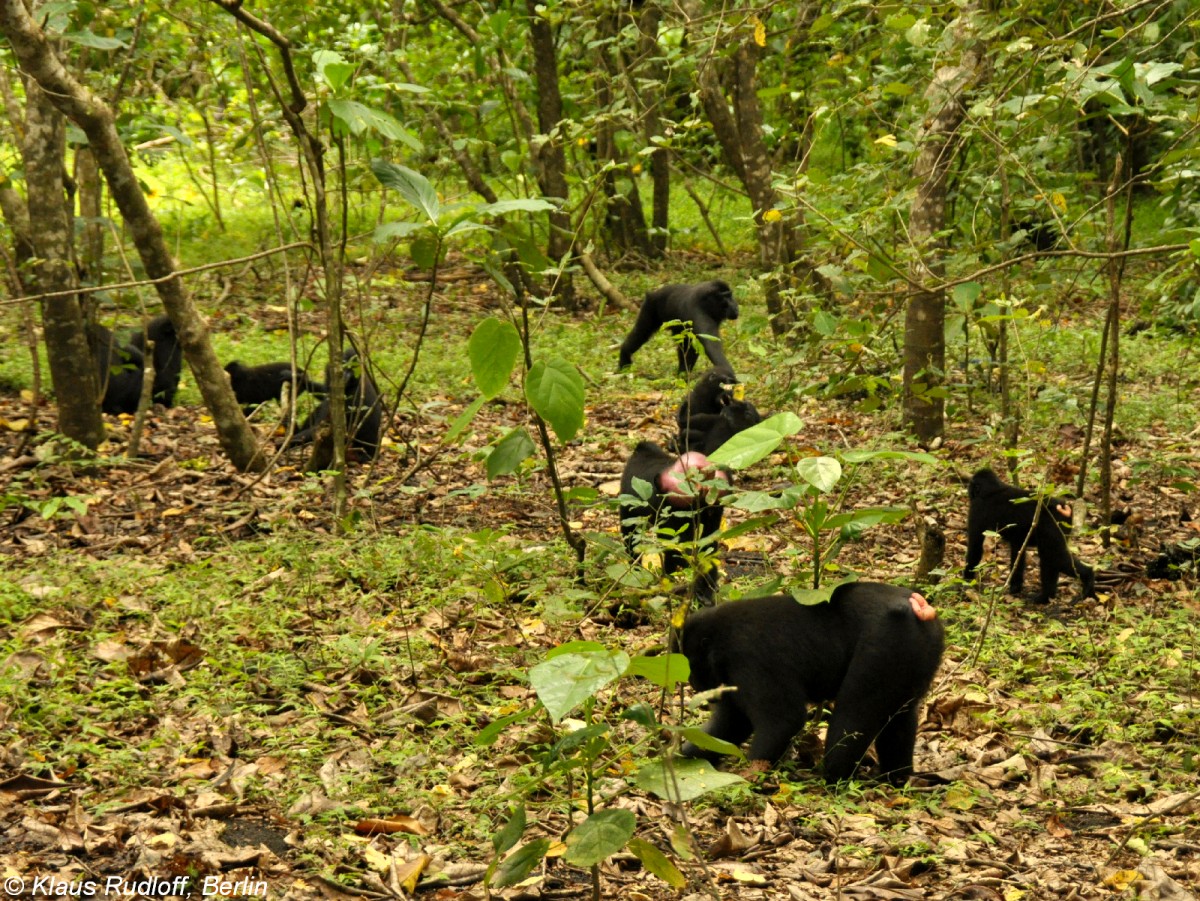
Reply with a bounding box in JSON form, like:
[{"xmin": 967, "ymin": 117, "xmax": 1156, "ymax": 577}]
[{"xmin": 1, "ymin": 264, "xmax": 1198, "ymax": 900}]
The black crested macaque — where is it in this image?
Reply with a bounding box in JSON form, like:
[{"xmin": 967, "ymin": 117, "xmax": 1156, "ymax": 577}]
[
  {"xmin": 86, "ymin": 322, "xmax": 144, "ymax": 415},
  {"xmin": 1016, "ymin": 219, "xmax": 1061, "ymax": 253},
  {"xmin": 674, "ymin": 365, "xmax": 762, "ymax": 454},
  {"xmin": 680, "ymin": 583, "xmax": 944, "ymax": 784},
  {"xmin": 128, "ymin": 315, "xmax": 182, "ymax": 407},
  {"xmin": 620, "ymin": 443, "xmax": 730, "ymax": 604},
  {"xmin": 676, "ymin": 366, "xmax": 738, "ymax": 432},
  {"xmin": 1146, "ymin": 542, "xmax": 1200, "ymax": 580},
  {"xmin": 677, "ymin": 399, "xmax": 763, "ymax": 456},
  {"xmin": 963, "ymin": 468, "xmax": 1096, "ymax": 604},
  {"xmin": 225, "ymin": 361, "xmax": 325, "ymax": 410},
  {"xmin": 618, "ymin": 280, "xmax": 739, "ymax": 374},
  {"xmin": 288, "ymin": 349, "xmax": 383, "ymax": 461}
]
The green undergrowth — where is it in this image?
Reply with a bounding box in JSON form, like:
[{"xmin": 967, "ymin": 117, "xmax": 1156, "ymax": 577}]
[
  {"xmin": 937, "ymin": 590, "xmax": 1199, "ymax": 791},
  {"xmin": 0, "ymin": 530, "xmax": 581, "ymax": 813}
]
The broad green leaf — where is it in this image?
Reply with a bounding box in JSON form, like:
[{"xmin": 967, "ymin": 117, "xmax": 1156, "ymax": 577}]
[
  {"xmin": 848, "ymin": 506, "xmax": 907, "ymax": 526},
  {"xmin": 621, "ymin": 703, "xmax": 658, "ymax": 729},
  {"xmin": 905, "ymin": 19, "xmax": 932, "ymax": 47},
  {"xmin": 486, "ymin": 427, "xmax": 535, "ymax": 479},
  {"xmin": 410, "ymin": 234, "xmax": 440, "ymax": 270},
  {"xmin": 679, "ymin": 726, "xmax": 744, "ymax": 758},
  {"xmin": 729, "ymin": 488, "xmax": 806, "ymax": 512},
  {"xmin": 64, "ymin": 31, "xmax": 126, "ymax": 49},
  {"xmin": 720, "ymin": 514, "xmax": 781, "ymax": 538},
  {"xmin": 562, "ymin": 809, "xmax": 636, "ymax": 867},
  {"xmin": 546, "ymin": 640, "xmax": 608, "ymax": 659},
  {"xmin": 373, "ymin": 221, "xmax": 423, "ymax": 243},
  {"xmin": 840, "ymin": 449, "xmax": 938, "ymax": 465},
  {"xmin": 318, "ymin": 65, "xmax": 355, "ymax": 94},
  {"xmin": 551, "ymin": 723, "xmax": 609, "ymax": 758},
  {"xmin": 490, "ymin": 838, "xmax": 551, "ymax": 888},
  {"xmin": 605, "ymin": 562, "xmax": 657, "ymax": 589},
  {"xmin": 370, "ymin": 159, "xmax": 441, "ymax": 222},
  {"xmin": 951, "ymin": 281, "xmax": 983, "ymax": 311},
  {"xmin": 795, "ymin": 456, "xmax": 842, "ymax": 493},
  {"xmin": 884, "ymin": 12, "xmax": 916, "ymax": 30},
  {"xmin": 525, "ymin": 358, "xmax": 585, "ymax": 442},
  {"xmin": 500, "ymin": 149, "xmax": 523, "ymax": 173},
  {"xmin": 626, "ymin": 653, "xmax": 690, "ymax": 690},
  {"xmin": 493, "ymin": 805, "xmax": 526, "ymax": 854},
  {"xmin": 565, "ymin": 486, "xmax": 598, "ymax": 503},
  {"xmin": 628, "ymin": 838, "xmax": 686, "ymax": 889},
  {"xmin": 707, "ymin": 411, "xmax": 803, "ymax": 469},
  {"xmin": 791, "ymin": 586, "xmax": 836, "ymax": 605},
  {"xmin": 634, "ymin": 758, "xmax": 745, "ymax": 801},
  {"xmin": 469, "ymin": 318, "xmax": 521, "ymax": 399},
  {"xmin": 477, "ymin": 198, "xmax": 557, "ymax": 215},
  {"xmin": 529, "ymin": 649, "xmax": 629, "ymax": 722},
  {"xmin": 328, "ymin": 100, "xmax": 421, "ymax": 149},
  {"xmin": 445, "ymin": 395, "xmax": 486, "ymax": 442},
  {"xmin": 1137, "ymin": 61, "xmax": 1182, "ymax": 87},
  {"xmin": 313, "ymin": 50, "xmax": 353, "ymax": 90},
  {"xmin": 384, "ymin": 81, "xmax": 431, "ymax": 94},
  {"xmin": 475, "ymin": 707, "xmax": 534, "ymax": 746},
  {"xmin": 444, "ymin": 220, "xmax": 489, "ymax": 239}
]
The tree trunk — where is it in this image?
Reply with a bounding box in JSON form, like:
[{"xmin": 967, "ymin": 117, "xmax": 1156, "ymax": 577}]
[
  {"xmin": 525, "ymin": 0, "xmax": 575, "ymax": 307},
  {"xmin": 594, "ymin": 21, "xmax": 652, "ymax": 257},
  {"xmin": 19, "ymin": 81, "xmax": 105, "ymax": 450},
  {"xmin": 903, "ymin": 20, "xmax": 985, "ymax": 444},
  {"xmin": 75, "ymin": 145, "xmax": 104, "ymax": 284},
  {"xmin": 696, "ymin": 47, "xmax": 796, "ymax": 332},
  {"xmin": 632, "ymin": 3, "xmax": 670, "ymax": 256},
  {"xmin": 0, "ymin": 0, "xmax": 266, "ymax": 472},
  {"xmin": 695, "ymin": 25, "xmax": 832, "ymax": 336}
]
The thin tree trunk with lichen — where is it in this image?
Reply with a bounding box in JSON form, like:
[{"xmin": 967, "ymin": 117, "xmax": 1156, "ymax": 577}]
[
  {"xmin": 629, "ymin": 2, "xmax": 669, "ymax": 255},
  {"xmin": 526, "ymin": 0, "xmax": 576, "ymax": 307},
  {"xmin": 903, "ymin": 16, "xmax": 984, "ymax": 444},
  {"xmin": 695, "ymin": 27, "xmax": 829, "ymax": 336},
  {"xmin": 19, "ymin": 81, "xmax": 105, "ymax": 450}
]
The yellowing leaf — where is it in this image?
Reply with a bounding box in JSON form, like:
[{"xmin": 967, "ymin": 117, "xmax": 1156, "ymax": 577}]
[
  {"xmin": 363, "ymin": 846, "xmax": 391, "ymax": 873},
  {"xmin": 944, "ymin": 785, "xmax": 976, "ymax": 810},
  {"xmin": 752, "ymin": 17, "xmax": 766, "ymax": 47},
  {"xmin": 396, "ymin": 854, "xmax": 430, "ymax": 893},
  {"xmin": 1103, "ymin": 870, "xmax": 1142, "ymax": 891},
  {"xmin": 730, "ymin": 867, "xmax": 767, "ymax": 885},
  {"xmin": 1004, "ymin": 889, "xmax": 1026, "ymax": 901},
  {"xmin": 354, "ymin": 815, "xmax": 429, "ymax": 836}
]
